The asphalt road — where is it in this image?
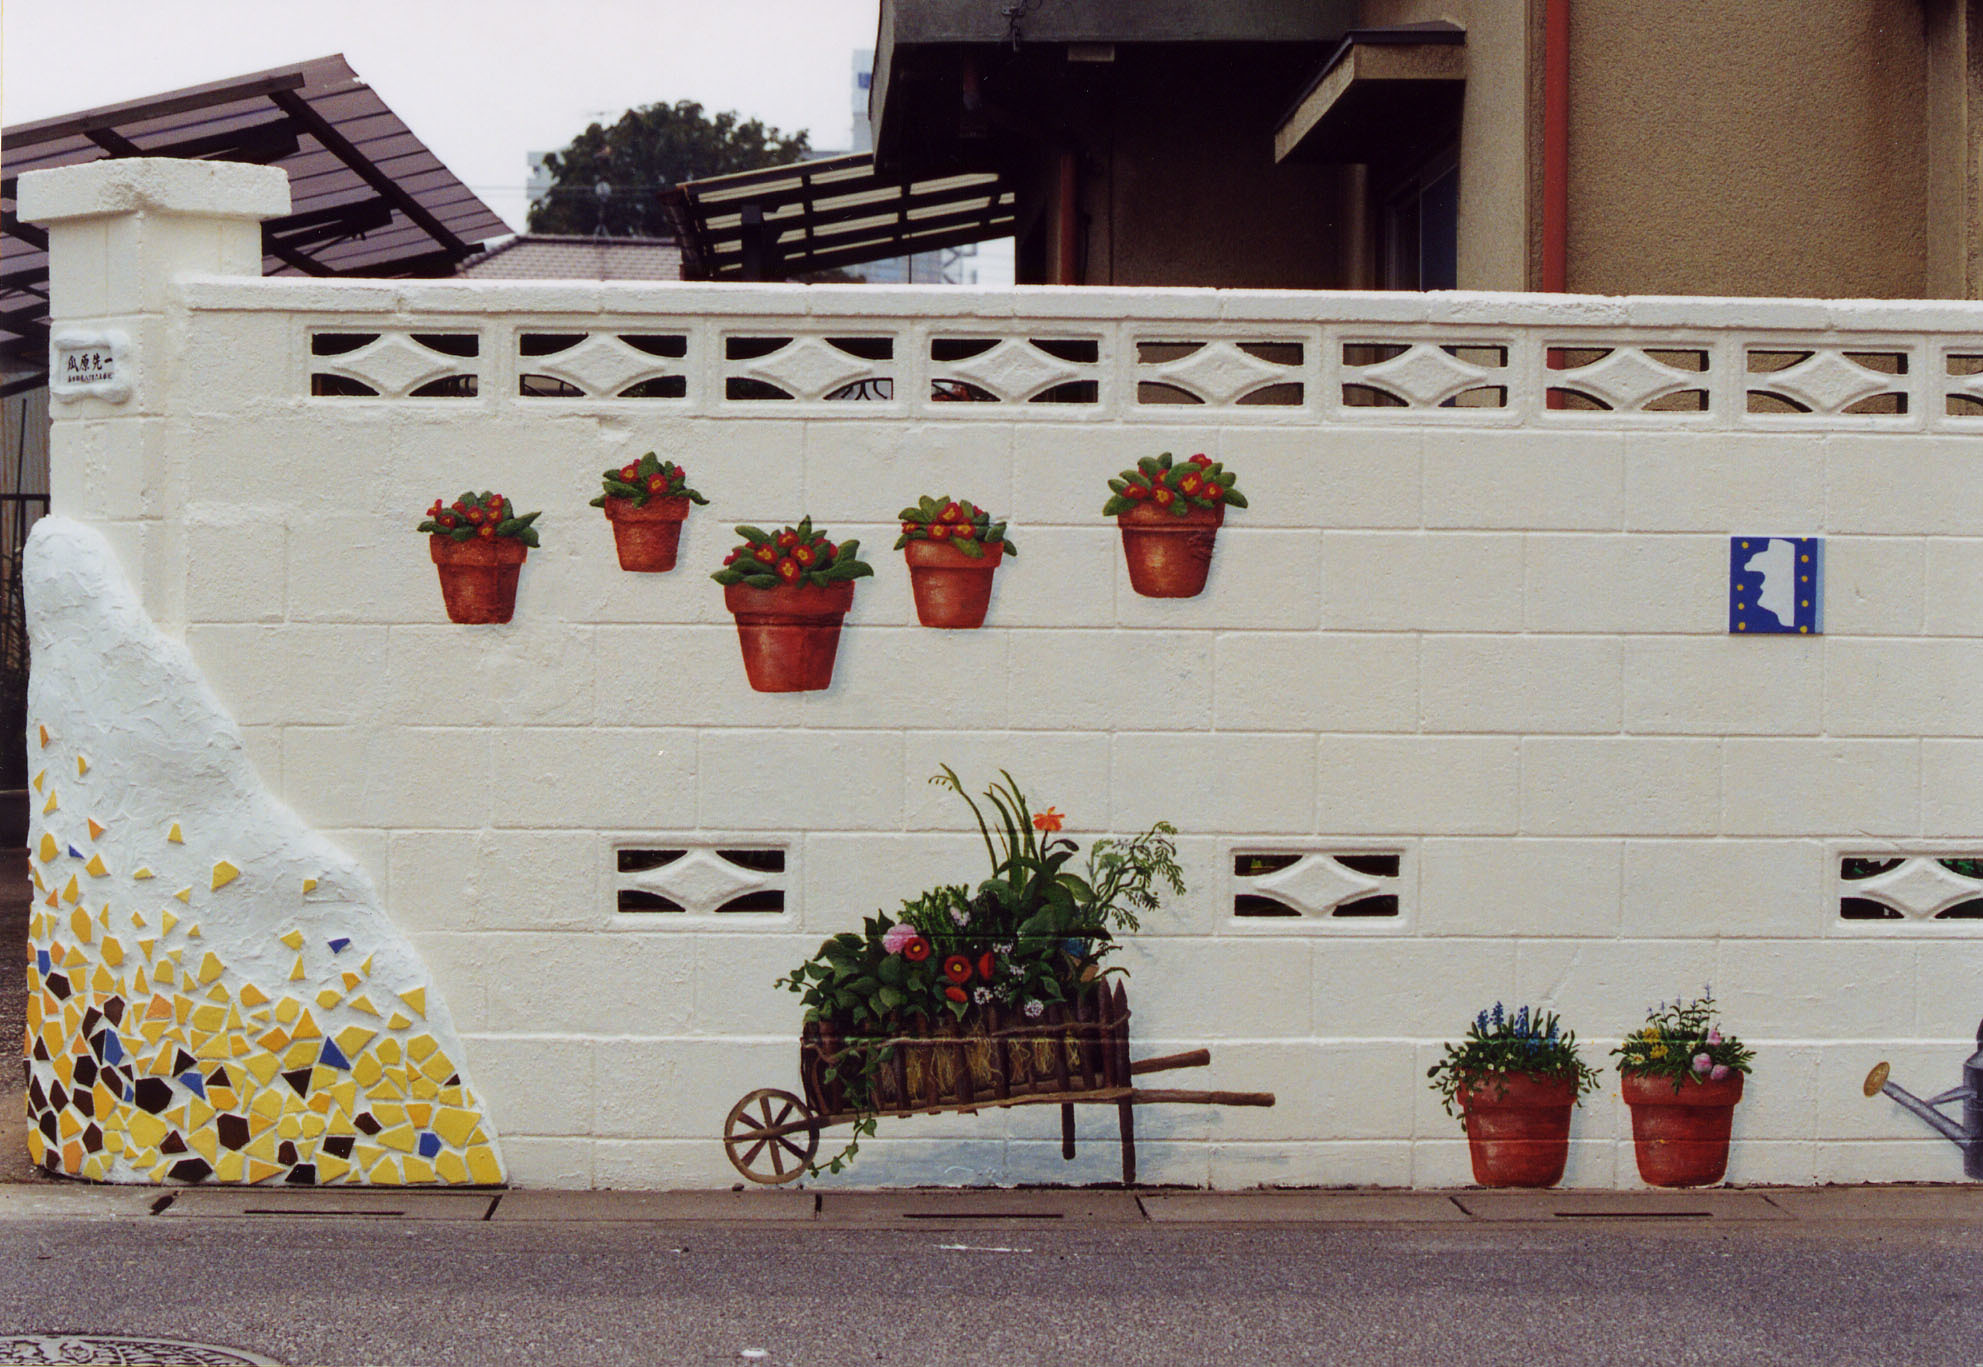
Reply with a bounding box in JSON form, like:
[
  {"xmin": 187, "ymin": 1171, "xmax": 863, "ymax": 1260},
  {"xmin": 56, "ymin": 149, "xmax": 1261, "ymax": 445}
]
[{"xmin": 2, "ymin": 1210, "xmax": 1979, "ymax": 1366}]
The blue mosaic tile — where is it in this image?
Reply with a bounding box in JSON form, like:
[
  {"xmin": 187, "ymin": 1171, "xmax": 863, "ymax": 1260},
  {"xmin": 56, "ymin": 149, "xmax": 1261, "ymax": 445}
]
[
  {"xmin": 319, "ymin": 1039, "xmax": 350, "ymax": 1070},
  {"xmin": 328, "ymin": 937, "xmax": 351, "ymax": 954},
  {"xmin": 417, "ymin": 1131, "xmax": 442, "ymax": 1159},
  {"xmin": 177, "ymin": 1072, "xmax": 207, "ymax": 1099}
]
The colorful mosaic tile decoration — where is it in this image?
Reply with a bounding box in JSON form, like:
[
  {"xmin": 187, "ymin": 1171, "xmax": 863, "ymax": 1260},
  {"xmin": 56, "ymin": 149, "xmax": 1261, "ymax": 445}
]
[{"xmin": 21, "ymin": 517, "xmax": 502, "ymax": 1186}]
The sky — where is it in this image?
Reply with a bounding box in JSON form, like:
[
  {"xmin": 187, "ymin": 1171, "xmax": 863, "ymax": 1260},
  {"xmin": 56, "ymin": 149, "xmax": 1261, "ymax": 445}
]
[{"xmin": 2, "ymin": 0, "xmax": 884, "ymax": 231}]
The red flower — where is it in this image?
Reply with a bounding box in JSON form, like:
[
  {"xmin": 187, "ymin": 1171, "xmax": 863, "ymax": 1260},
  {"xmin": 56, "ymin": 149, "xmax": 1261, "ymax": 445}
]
[
  {"xmin": 466, "ymin": 506, "xmax": 486, "ymax": 524},
  {"xmin": 1122, "ymin": 483, "xmax": 1149, "ymax": 501},
  {"xmin": 646, "ymin": 474, "xmax": 667, "ymax": 493},
  {"xmin": 776, "ymin": 558, "xmax": 801, "ymax": 582},
  {"xmin": 452, "ymin": 500, "xmax": 468, "ymax": 514},
  {"xmin": 753, "ymin": 545, "xmax": 777, "ymax": 564},
  {"xmin": 776, "ymin": 531, "xmax": 799, "ymax": 549},
  {"xmin": 437, "ymin": 513, "xmax": 457, "ymax": 529},
  {"xmin": 427, "ymin": 500, "xmax": 444, "ymax": 517},
  {"xmin": 792, "ymin": 544, "xmax": 817, "ymax": 566},
  {"xmin": 902, "ymin": 936, "xmax": 931, "ymax": 962},
  {"xmin": 477, "ymin": 523, "xmax": 495, "ymax": 539},
  {"xmin": 619, "ymin": 464, "xmax": 638, "ymax": 481},
  {"xmin": 1152, "ymin": 487, "xmax": 1175, "ymax": 507},
  {"xmin": 943, "ymin": 955, "xmax": 974, "ymax": 985},
  {"xmin": 977, "ymin": 951, "xmax": 997, "ymax": 979},
  {"xmin": 1203, "ymin": 482, "xmax": 1225, "ymax": 502},
  {"xmin": 952, "ymin": 523, "xmax": 976, "ymax": 540},
  {"xmin": 1188, "ymin": 453, "xmax": 1213, "ymax": 467},
  {"xmin": 1178, "ymin": 473, "xmax": 1203, "ymax": 495},
  {"xmin": 928, "ymin": 523, "xmax": 951, "ymax": 540},
  {"xmin": 938, "ymin": 502, "xmax": 962, "ymax": 523},
  {"xmin": 722, "ymin": 550, "xmax": 738, "ymax": 565},
  {"xmin": 945, "ymin": 985, "xmax": 967, "ymax": 1003},
  {"xmin": 1033, "ymin": 807, "xmax": 1064, "ymax": 832},
  {"xmin": 902, "ymin": 522, "xmax": 919, "ymax": 535}
]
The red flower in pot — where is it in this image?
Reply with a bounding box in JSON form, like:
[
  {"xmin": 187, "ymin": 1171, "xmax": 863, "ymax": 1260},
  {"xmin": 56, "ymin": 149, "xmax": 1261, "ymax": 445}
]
[
  {"xmin": 710, "ymin": 518, "xmax": 873, "ymax": 692},
  {"xmin": 417, "ymin": 491, "xmax": 541, "ymax": 624},
  {"xmin": 590, "ymin": 451, "xmax": 708, "ymax": 572},
  {"xmin": 1102, "ymin": 452, "xmax": 1246, "ymax": 598},
  {"xmin": 894, "ymin": 494, "xmax": 1017, "ymax": 629}
]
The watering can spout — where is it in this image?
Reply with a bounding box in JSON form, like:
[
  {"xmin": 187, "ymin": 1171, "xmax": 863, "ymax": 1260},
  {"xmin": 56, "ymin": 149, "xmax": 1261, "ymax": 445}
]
[{"xmin": 1865, "ymin": 1061, "xmax": 1973, "ymax": 1145}]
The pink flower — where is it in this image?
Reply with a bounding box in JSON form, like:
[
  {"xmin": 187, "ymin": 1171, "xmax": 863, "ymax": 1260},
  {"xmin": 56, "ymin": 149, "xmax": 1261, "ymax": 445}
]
[
  {"xmin": 882, "ymin": 923, "xmax": 920, "ymax": 956},
  {"xmin": 1692, "ymin": 1053, "xmax": 1713, "ymax": 1074},
  {"xmin": 1706, "ymin": 1028, "xmax": 1722, "ymax": 1045},
  {"xmin": 1710, "ymin": 1064, "xmax": 1731, "ymax": 1081}
]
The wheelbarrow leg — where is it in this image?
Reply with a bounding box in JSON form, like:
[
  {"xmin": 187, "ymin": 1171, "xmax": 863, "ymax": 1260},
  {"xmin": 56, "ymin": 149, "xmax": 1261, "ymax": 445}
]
[
  {"xmin": 1117, "ymin": 1096, "xmax": 1137, "ymax": 1186},
  {"xmin": 1062, "ymin": 1103, "xmax": 1076, "ymax": 1160}
]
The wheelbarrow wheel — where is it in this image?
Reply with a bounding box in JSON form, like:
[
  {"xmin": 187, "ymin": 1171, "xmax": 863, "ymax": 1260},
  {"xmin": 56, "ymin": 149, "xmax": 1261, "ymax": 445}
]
[{"xmin": 724, "ymin": 1088, "xmax": 820, "ymax": 1185}]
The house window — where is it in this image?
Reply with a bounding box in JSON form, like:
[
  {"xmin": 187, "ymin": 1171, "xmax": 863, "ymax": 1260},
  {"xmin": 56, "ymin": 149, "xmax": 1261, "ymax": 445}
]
[{"xmin": 1382, "ymin": 151, "xmax": 1458, "ymax": 291}]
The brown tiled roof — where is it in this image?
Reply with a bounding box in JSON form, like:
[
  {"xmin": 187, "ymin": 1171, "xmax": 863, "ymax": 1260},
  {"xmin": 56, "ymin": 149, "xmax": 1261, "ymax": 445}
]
[
  {"xmin": 455, "ymin": 235, "xmax": 683, "ymax": 281},
  {"xmin": 1, "ymin": 54, "xmax": 509, "ymax": 378}
]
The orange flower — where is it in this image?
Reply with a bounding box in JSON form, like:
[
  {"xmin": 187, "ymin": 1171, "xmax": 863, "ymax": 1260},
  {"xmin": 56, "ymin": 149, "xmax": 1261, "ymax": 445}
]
[{"xmin": 1032, "ymin": 807, "xmax": 1064, "ymax": 832}]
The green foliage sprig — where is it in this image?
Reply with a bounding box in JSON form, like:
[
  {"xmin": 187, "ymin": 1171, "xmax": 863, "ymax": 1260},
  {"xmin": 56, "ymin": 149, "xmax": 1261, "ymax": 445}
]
[
  {"xmin": 710, "ymin": 518, "xmax": 873, "ymax": 589},
  {"xmin": 417, "ymin": 491, "xmax": 541, "ymax": 547},
  {"xmin": 1427, "ymin": 1004, "xmax": 1601, "ymax": 1123},
  {"xmin": 1613, "ymin": 990, "xmax": 1754, "ymax": 1090},
  {"xmin": 590, "ymin": 451, "xmax": 708, "ymax": 509},
  {"xmin": 1102, "ymin": 452, "xmax": 1247, "ymax": 517},
  {"xmin": 893, "ymin": 494, "xmax": 1016, "ymax": 559}
]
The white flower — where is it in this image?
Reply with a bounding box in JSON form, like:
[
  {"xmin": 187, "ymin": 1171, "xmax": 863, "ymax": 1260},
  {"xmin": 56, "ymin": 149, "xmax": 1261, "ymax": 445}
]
[
  {"xmin": 948, "ymin": 904, "xmax": 970, "ymax": 926},
  {"xmin": 972, "ymin": 986, "xmax": 993, "ymax": 1005},
  {"xmin": 1023, "ymin": 999, "xmax": 1045, "ymax": 1018}
]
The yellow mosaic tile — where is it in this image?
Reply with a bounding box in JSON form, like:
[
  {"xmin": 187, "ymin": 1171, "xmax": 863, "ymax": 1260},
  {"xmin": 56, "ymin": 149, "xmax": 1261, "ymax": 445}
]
[
  {"xmin": 348, "ymin": 996, "xmax": 379, "ymax": 1018},
  {"xmin": 132, "ymin": 867, "xmax": 153, "ymax": 880},
  {"xmin": 210, "ymin": 861, "xmax": 239, "ymax": 891},
  {"xmin": 87, "ymin": 817, "xmax": 105, "ymax": 839},
  {"xmin": 397, "ymin": 988, "xmax": 426, "ymax": 1019},
  {"xmin": 466, "ymin": 1147, "xmax": 502, "ymax": 1185},
  {"xmin": 37, "ymin": 833, "xmax": 55, "ymax": 862},
  {"xmin": 42, "ymin": 790, "xmax": 56, "ymax": 815},
  {"xmin": 76, "ymin": 755, "xmax": 88, "ymax": 777},
  {"xmin": 167, "ymin": 822, "xmax": 182, "ymax": 844},
  {"xmin": 84, "ymin": 853, "xmax": 107, "ymax": 877},
  {"xmin": 239, "ymin": 983, "xmax": 269, "ymax": 1007},
  {"xmin": 31, "ymin": 769, "xmax": 43, "ymax": 793},
  {"xmin": 302, "ymin": 878, "xmax": 318, "ymax": 895}
]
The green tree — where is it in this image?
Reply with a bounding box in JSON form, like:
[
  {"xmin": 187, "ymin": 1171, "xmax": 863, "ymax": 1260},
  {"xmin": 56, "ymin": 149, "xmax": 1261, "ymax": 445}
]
[{"xmin": 528, "ymin": 100, "xmax": 811, "ymax": 236}]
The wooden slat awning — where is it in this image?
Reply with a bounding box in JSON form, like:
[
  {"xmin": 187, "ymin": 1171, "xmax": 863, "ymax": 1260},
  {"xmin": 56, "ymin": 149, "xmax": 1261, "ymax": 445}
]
[
  {"xmin": 662, "ymin": 152, "xmax": 1015, "ymax": 281},
  {"xmin": 1, "ymin": 54, "xmax": 509, "ymax": 373}
]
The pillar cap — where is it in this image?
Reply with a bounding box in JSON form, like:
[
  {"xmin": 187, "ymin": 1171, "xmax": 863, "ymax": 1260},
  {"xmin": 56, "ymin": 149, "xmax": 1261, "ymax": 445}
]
[{"xmin": 19, "ymin": 157, "xmax": 290, "ymax": 226}]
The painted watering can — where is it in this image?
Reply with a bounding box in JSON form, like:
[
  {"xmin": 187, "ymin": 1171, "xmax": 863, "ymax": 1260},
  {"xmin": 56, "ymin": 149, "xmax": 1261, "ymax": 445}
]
[{"xmin": 1865, "ymin": 1018, "xmax": 1983, "ymax": 1178}]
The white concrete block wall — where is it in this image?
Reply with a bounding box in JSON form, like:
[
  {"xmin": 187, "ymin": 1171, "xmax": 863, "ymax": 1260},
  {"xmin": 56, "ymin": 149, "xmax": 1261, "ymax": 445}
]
[{"xmin": 28, "ymin": 159, "xmax": 1983, "ymax": 1189}]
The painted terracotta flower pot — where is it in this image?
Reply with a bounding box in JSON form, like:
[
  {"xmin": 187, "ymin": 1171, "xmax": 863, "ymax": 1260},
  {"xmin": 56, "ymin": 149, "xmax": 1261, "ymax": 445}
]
[
  {"xmin": 904, "ymin": 539, "xmax": 1003, "ymax": 628},
  {"xmin": 1622, "ymin": 1071, "xmax": 1744, "ymax": 1187},
  {"xmin": 1458, "ymin": 1072, "xmax": 1577, "ymax": 1187},
  {"xmin": 602, "ymin": 495, "xmax": 693, "ymax": 572},
  {"xmin": 724, "ymin": 580, "xmax": 856, "ymax": 692},
  {"xmin": 430, "ymin": 536, "xmax": 526, "ymax": 624},
  {"xmin": 1116, "ymin": 503, "xmax": 1223, "ymax": 598}
]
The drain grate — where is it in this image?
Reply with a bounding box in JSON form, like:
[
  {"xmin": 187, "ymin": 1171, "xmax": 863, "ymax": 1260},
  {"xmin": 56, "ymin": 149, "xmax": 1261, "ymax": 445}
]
[
  {"xmin": 0, "ymin": 1335, "xmax": 281, "ymax": 1364},
  {"xmin": 1553, "ymin": 1210, "xmax": 1713, "ymax": 1220},
  {"xmin": 900, "ymin": 1212, "xmax": 1065, "ymax": 1220}
]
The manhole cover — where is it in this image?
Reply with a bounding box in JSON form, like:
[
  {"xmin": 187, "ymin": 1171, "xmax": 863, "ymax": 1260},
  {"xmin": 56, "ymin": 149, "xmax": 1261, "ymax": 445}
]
[{"xmin": 0, "ymin": 1335, "xmax": 281, "ymax": 1364}]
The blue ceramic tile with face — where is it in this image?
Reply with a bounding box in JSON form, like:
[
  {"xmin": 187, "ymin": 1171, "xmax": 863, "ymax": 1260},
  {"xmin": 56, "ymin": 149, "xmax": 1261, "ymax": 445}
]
[{"xmin": 1730, "ymin": 537, "xmax": 1822, "ymax": 634}]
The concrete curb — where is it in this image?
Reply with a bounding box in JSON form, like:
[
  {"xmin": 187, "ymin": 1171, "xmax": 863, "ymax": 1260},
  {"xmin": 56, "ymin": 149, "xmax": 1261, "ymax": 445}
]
[{"xmin": 10, "ymin": 1182, "xmax": 1983, "ymax": 1226}]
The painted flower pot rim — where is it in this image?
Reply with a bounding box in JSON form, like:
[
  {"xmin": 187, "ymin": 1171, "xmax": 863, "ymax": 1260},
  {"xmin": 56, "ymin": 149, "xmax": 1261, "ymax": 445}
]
[
  {"xmin": 1116, "ymin": 501, "xmax": 1225, "ymax": 527},
  {"xmin": 602, "ymin": 494, "xmax": 693, "ymax": 522},
  {"xmin": 723, "ymin": 579, "xmax": 858, "ymax": 616},
  {"xmin": 428, "ymin": 534, "xmax": 528, "ymax": 565},
  {"xmin": 1620, "ymin": 1070, "xmax": 1746, "ymax": 1106},
  {"xmin": 903, "ymin": 538, "xmax": 1005, "ymax": 568}
]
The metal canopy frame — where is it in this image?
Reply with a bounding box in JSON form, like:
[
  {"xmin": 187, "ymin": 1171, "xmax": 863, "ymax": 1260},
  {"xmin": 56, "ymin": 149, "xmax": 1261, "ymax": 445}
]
[
  {"xmin": 662, "ymin": 152, "xmax": 1015, "ymax": 281},
  {"xmin": 1, "ymin": 54, "xmax": 509, "ymax": 373}
]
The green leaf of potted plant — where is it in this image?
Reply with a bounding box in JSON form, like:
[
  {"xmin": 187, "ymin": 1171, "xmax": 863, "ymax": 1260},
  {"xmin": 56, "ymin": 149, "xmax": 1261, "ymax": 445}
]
[
  {"xmin": 710, "ymin": 518, "xmax": 874, "ymax": 691},
  {"xmin": 417, "ymin": 491, "xmax": 541, "ymax": 624},
  {"xmin": 1101, "ymin": 451, "xmax": 1246, "ymax": 598},
  {"xmin": 893, "ymin": 494, "xmax": 1016, "ymax": 629},
  {"xmin": 1613, "ymin": 990, "xmax": 1754, "ymax": 1188},
  {"xmin": 1428, "ymin": 1003, "xmax": 1601, "ymax": 1188},
  {"xmin": 589, "ymin": 450, "xmax": 708, "ymax": 572}
]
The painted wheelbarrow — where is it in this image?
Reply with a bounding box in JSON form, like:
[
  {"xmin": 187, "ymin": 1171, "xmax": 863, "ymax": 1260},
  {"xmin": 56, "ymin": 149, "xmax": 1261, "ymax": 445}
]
[{"xmin": 723, "ymin": 980, "xmax": 1274, "ymax": 1184}]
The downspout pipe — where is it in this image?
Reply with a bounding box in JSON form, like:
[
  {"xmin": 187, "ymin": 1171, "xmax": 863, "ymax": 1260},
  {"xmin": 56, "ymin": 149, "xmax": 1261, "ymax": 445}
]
[
  {"xmin": 1053, "ymin": 149, "xmax": 1078, "ymax": 284},
  {"xmin": 1542, "ymin": 0, "xmax": 1568, "ymax": 292}
]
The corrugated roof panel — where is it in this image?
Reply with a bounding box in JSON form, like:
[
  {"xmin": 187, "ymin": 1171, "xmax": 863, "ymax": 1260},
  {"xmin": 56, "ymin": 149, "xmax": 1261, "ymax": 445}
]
[{"xmin": 0, "ymin": 53, "xmax": 509, "ymax": 369}]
